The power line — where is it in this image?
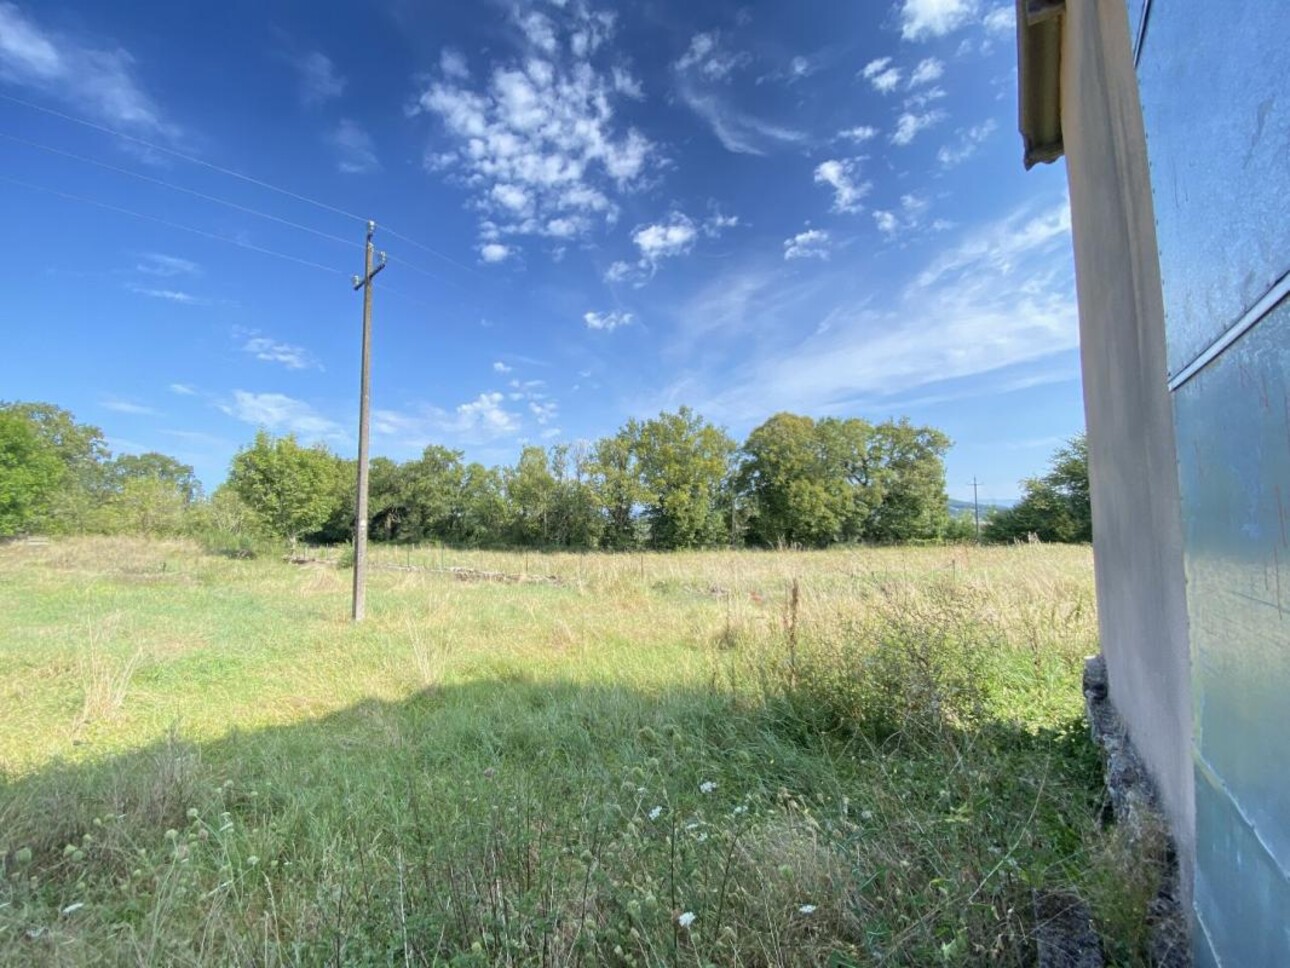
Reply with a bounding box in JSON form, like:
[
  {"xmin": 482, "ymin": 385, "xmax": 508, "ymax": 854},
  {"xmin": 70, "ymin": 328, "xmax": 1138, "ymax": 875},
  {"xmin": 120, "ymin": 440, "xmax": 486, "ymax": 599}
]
[
  {"xmin": 0, "ymin": 91, "xmax": 368, "ymax": 225},
  {"xmin": 1, "ymin": 92, "xmax": 478, "ymax": 280},
  {"xmin": 0, "ymin": 130, "xmax": 363, "ymax": 253},
  {"xmin": 0, "ymin": 175, "xmax": 350, "ymax": 277}
]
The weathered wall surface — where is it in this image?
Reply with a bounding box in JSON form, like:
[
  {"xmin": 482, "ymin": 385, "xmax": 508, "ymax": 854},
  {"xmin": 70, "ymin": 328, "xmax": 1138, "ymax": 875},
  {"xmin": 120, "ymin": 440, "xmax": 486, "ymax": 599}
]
[
  {"xmin": 1134, "ymin": 0, "xmax": 1290, "ymax": 962},
  {"xmin": 1059, "ymin": 0, "xmax": 1195, "ymax": 891}
]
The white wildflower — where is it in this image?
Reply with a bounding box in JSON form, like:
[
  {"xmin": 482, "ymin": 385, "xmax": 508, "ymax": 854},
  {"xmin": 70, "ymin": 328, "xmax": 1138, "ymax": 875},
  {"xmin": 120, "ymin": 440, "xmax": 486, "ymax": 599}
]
[
  {"xmin": 677, "ymin": 911, "xmax": 696, "ymax": 928},
  {"xmin": 799, "ymin": 903, "xmax": 817, "ymax": 914},
  {"xmin": 699, "ymin": 781, "xmax": 717, "ymax": 794},
  {"xmin": 732, "ymin": 805, "xmax": 748, "ymax": 816},
  {"xmin": 648, "ymin": 806, "xmax": 663, "ymax": 821}
]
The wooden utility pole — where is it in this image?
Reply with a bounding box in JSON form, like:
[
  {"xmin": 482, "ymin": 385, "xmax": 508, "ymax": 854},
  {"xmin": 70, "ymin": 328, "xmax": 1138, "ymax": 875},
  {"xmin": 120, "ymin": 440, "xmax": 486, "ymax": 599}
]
[
  {"xmin": 971, "ymin": 477, "xmax": 981, "ymax": 542},
  {"xmin": 351, "ymin": 221, "xmax": 386, "ymax": 622}
]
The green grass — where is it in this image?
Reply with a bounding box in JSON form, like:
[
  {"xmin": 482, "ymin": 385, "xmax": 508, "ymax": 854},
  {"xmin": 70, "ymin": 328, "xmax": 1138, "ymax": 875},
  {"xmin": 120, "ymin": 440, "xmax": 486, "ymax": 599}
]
[{"xmin": 0, "ymin": 538, "xmax": 1154, "ymax": 965}]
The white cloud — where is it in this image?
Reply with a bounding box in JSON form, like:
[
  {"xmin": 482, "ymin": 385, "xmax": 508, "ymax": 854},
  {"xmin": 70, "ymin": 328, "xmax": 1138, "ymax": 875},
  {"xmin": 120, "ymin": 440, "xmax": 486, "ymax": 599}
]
[
  {"xmin": 529, "ymin": 400, "xmax": 559, "ymax": 424},
  {"xmin": 891, "ymin": 109, "xmax": 946, "ymax": 145},
  {"xmin": 674, "ymin": 85, "xmax": 807, "ymax": 155},
  {"xmin": 668, "ymin": 200, "xmax": 1076, "ymax": 421},
  {"xmin": 874, "ymin": 193, "xmax": 933, "ymax": 239},
  {"xmin": 633, "ymin": 213, "xmax": 698, "ymax": 264},
  {"xmin": 479, "ymin": 243, "xmax": 514, "ymax": 264},
  {"xmin": 674, "ymin": 31, "xmax": 748, "ymax": 81},
  {"xmin": 331, "ymin": 119, "xmax": 379, "ymax": 174},
  {"xmin": 222, "ymin": 391, "xmax": 342, "ymax": 439},
  {"xmin": 242, "ymin": 336, "xmax": 321, "ymax": 371},
  {"xmin": 703, "ymin": 210, "xmax": 740, "ymax": 235},
  {"xmin": 0, "ymin": 3, "xmax": 177, "ymax": 138},
  {"xmin": 861, "ymin": 57, "xmax": 902, "ymax": 93},
  {"xmin": 583, "ymin": 309, "xmax": 634, "ymax": 331},
  {"xmin": 440, "ymin": 47, "xmax": 469, "ymax": 80},
  {"xmin": 415, "ymin": 3, "xmax": 653, "ymax": 252},
  {"xmin": 838, "ymin": 125, "xmax": 879, "ymax": 143},
  {"xmin": 292, "ymin": 50, "xmax": 345, "ymax": 106},
  {"xmin": 873, "ymin": 211, "xmax": 899, "ymax": 235},
  {"xmin": 899, "ymin": 0, "xmax": 980, "ymax": 40},
  {"xmin": 938, "ymin": 118, "xmax": 998, "ymax": 167},
  {"xmin": 604, "ymin": 260, "xmax": 634, "ymax": 283},
  {"xmin": 903, "ymin": 85, "xmax": 947, "ymax": 109},
  {"xmin": 674, "ymin": 31, "xmax": 802, "ymax": 155},
  {"xmin": 101, "ymin": 395, "xmax": 158, "ymax": 416},
  {"xmin": 611, "ymin": 65, "xmax": 643, "ymax": 98},
  {"xmin": 908, "ymin": 57, "xmax": 943, "ymax": 86},
  {"xmin": 136, "ymin": 253, "xmax": 198, "ymax": 277},
  {"xmin": 982, "ymin": 5, "xmax": 1016, "ymax": 33},
  {"xmin": 813, "ymin": 159, "xmax": 871, "ymax": 214},
  {"xmin": 168, "ymin": 383, "xmax": 197, "ymax": 396},
  {"xmin": 784, "ymin": 229, "xmax": 830, "ymax": 260},
  {"xmin": 456, "ymin": 392, "xmax": 521, "ymax": 435},
  {"xmin": 127, "ymin": 285, "xmax": 197, "ymax": 303},
  {"xmin": 492, "ymin": 361, "xmax": 513, "ymax": 373}
]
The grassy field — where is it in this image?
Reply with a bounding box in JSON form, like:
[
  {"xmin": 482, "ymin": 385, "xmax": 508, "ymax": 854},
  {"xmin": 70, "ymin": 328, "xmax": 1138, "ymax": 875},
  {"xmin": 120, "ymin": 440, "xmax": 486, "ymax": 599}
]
[{"xmin": 0, "ymin": 538, "xmax": 1158, "ymax": 965}]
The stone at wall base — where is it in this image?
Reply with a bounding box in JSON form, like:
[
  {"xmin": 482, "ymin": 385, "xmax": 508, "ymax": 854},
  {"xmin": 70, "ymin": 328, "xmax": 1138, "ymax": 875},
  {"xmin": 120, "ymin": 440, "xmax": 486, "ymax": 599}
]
[{"xmin": 1082, "ymin": 654, "xmax": 1191, "ymax": 968}]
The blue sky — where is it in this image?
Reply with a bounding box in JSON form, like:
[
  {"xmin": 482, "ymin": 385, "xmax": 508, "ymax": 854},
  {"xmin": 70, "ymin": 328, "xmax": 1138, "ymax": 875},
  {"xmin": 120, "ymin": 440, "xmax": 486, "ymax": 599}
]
[{"xmin": 0, "ymin": 0, "xmax": 1081, "ymax": 501}]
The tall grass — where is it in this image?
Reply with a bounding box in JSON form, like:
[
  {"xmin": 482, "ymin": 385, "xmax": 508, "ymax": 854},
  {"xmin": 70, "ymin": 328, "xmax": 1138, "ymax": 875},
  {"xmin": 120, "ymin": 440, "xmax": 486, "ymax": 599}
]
[{"xmin": 0, "ymin": 538, "xmax": 1157, "ymax": 964}]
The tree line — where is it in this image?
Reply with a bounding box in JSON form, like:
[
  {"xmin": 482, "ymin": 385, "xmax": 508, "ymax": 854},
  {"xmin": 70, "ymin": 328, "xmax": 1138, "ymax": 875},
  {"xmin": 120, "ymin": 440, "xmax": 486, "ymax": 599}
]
[{"xmin": 1, "ymin": 399, "xmax": 1090, "ymax": 550}]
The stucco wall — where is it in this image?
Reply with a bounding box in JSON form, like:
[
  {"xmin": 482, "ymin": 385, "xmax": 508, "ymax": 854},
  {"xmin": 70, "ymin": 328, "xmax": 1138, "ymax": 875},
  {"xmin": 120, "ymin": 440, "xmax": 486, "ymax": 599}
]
[{"xmin": 1058, "ymin": 0, "xmax": 1194, "ymax": 889}]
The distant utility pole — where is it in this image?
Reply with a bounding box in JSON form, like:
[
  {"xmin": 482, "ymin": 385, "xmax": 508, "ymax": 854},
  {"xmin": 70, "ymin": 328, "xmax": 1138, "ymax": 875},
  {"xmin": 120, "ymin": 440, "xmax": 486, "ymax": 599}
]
[
  {"xmin": 351, "ymin": 221, "xmax": 386, "ymax": 622},
  {"xmin": 971, "ymin": 477, "xmax": 981, "ymax": 542}
]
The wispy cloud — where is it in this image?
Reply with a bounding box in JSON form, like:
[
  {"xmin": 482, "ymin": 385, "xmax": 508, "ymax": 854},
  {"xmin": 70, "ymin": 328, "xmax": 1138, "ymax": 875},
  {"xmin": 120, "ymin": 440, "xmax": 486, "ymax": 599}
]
[
  {"xmin": 241, "ymin": 335, "xmax": 321, "ymax": 371},
  {"xmin": 136, "ymin": 253, "xmax": 198, "ymax": 277},
  {"xmin": 837, "ymin": 125, "xmax": 879, "ymax": 144},
  {"xmin": 908, "ymin": 57, "xmax": 944, "ymax": 86},
  {"xmin": 101, "ymin": 395, "xmax": 158, "ymax": 416},
  {"xmin": 0, "ymin": 3, "xmax": 177, "ymax": 138},
  {"xmin": 329, "ymin": 118, "xmax": 379, "ymax": 174},
  {"xmin": 673, "ymin": 30, "xmax": 804, "ymax": 155},
  {"xmin": 290, "ymin": 49, "xmax": 345, "ymax": 106},
  {"xmin": 168, "ymin": 383, "xmax": 197, "ymax": 396},
  {"xmin": 891, "ymin": 109, "xmax": 946, "ymax": 146},
  {"xmin": 662, "ymin": 200, "xmax": 1076, "ymax": 421},
  {"xmin": 128, "ymin": 285, "xmax": 198, "ymax": 303},
  {"xmin": 221, "ymin": 390, "xmax": 342, "ymax": 439},
  {"xmin": 492, "ymin": 361, "xmax": 513, "ymax": 374},
  {"xmin": 937, "ymin": 118, "xmax": 997, "ymax": 167}
]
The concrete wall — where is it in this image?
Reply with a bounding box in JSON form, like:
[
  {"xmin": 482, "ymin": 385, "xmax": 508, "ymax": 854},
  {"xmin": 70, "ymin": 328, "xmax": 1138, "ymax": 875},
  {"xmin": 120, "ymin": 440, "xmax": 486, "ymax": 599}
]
[
  {"xmin": 1058, "ymin": 0, "xmax": 1195, "ymax": 888},
  {"xmin": 1133, "ymin": 1, "xmax": 1290, "ymax": 962}
]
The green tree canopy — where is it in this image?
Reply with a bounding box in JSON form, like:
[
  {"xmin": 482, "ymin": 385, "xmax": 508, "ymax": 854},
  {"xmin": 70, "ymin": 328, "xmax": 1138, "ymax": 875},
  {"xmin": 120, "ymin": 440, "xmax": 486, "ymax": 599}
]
[
  {"xmin": 633, "ymin": 407, "xmax": 737, "ymax": 550},
  {"xmin": 986, "ymin": 434, "xmax": 1090, "ymax": 543},
  {"xmin": 0, "ymin": 410, "xmax": 66, "ymax": 536},
  {"xmin": 227, "ymin": 431, "xmax": 343, "ymax": 549}
]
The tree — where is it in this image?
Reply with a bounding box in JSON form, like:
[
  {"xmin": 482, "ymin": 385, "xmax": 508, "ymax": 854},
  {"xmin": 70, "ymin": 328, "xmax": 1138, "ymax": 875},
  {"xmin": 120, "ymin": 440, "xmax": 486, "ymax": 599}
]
[
  {"xmin": 227, "ymin": 431, "xmax": 342, "ymax": 550},
  {"xmin": 109, "ymin": 452, "xmax": 202, "ymax": 505},
  {"xmin": 0, "ymin": 410, "xmax": 65, "ymax": 536},
  {"xmin": 861, "ymin": 419, "xmax": 952, "ymax": 542},
  {"xmin": 587, "ymin": 431, "xmax": 648, "ymax": 550},
  {"xmin": 505, "ymin": 446, "xmax": 558, "ymax": 546},
  {"xmin": 740, "ymin": 413, "xmax": 853, "ymax": 547},
  {"xmin": 987, "ymin": 434, "xmax": 1090, "ymax": 543},
  {"xmin": 633, "ymin": 407, "xmax": 736, "ymax": 550},
  {"xmin": 0, "ymin": 401, "xmax": 110, "ymax": 533}
]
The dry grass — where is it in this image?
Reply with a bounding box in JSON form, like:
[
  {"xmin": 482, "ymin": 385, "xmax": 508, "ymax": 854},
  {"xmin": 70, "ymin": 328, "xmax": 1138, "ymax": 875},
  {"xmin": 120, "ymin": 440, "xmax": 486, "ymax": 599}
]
[{"xmin": 0, "ymin": 536, "xmax": 1159, "ymax": 965}]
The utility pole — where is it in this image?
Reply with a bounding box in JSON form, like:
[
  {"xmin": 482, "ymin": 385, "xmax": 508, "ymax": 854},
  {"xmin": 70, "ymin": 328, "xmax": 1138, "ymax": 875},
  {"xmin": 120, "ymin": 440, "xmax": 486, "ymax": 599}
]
[
  {"xmin": 351, "ymin": 221, "xmax": 386, "ymax": 622},
  {"xmin": 971, "ymin": 476, "xmax": 981, "ymax": 542}
]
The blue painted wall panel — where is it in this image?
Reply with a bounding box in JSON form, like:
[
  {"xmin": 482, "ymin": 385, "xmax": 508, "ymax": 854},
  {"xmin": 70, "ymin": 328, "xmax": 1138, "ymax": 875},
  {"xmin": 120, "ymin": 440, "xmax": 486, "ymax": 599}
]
[
  {"xmin": 1174, "ymin": 295, "xmax": 1290, "ymax": 855},
  {"xmin": 1136, "ymin": 2, "xmax": 1290, "ymax": 377},
  {"xmin": 1193, "ymin": 767, "xmax": 1290, "ymax": 967}
]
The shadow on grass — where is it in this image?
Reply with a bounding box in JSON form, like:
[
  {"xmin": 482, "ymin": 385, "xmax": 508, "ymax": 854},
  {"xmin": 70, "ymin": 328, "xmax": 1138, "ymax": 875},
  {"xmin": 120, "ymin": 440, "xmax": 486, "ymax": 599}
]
[{"xmin": 1, "ymin": 674, "xmax": 1107, "ymax": 966}]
